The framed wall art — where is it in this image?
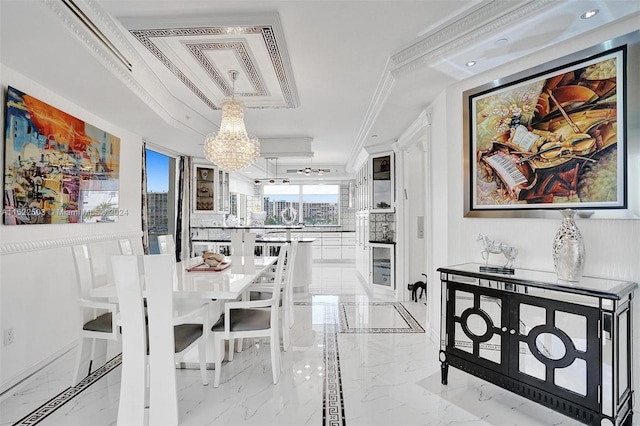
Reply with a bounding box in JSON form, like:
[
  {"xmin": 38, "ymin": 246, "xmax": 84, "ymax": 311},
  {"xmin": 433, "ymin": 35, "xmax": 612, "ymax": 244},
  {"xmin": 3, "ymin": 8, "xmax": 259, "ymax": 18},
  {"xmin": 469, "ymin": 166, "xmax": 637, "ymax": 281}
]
[
  {"xmin": 463, "ymin": 31, "xmax": 640, "ymax": 219},
  {"xmin": 3, "ymin": 86, "xmax": 121, "ymax": 225}
]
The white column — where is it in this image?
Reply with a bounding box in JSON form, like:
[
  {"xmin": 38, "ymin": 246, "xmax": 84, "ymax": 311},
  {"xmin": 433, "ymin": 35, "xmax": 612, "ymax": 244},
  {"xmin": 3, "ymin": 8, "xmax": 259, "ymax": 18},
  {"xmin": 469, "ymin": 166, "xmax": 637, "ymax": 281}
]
[{"xmin": 421, "ymin": 109, "xmax": 437, "ymax": 336}]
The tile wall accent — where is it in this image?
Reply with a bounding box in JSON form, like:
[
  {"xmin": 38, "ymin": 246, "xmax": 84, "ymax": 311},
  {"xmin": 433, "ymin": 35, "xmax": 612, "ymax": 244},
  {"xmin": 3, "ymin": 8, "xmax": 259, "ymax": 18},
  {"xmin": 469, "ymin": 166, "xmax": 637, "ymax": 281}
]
[
  {"xmin": 340, "ymin": 183, "xmax": 356, "ymax": 231},
  {"xmin": 369, "ymin": 213, "xmax": 395, "ymax": 242}
]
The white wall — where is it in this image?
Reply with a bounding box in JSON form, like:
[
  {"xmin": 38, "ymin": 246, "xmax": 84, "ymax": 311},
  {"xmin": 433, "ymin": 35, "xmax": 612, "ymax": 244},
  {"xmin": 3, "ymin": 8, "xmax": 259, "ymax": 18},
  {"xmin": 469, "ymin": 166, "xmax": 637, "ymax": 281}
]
[
  {"xmin": 0, "ymin": 65, "xmax": 143, "ymax": 391},
  {"xmin": 424, "ymin": 19, "xmax": 640, "ymax": 408},
  {"xmin": 405, "ymin": 144, "xmax": 426, "ymax": 294}
]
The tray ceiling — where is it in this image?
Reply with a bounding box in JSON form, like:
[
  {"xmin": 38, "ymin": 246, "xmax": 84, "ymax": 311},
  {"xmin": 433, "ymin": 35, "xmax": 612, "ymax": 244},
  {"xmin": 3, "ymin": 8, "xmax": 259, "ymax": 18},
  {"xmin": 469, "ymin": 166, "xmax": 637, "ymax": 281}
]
[{"xmin": 123, "ymin": 15, "xmax": 298, "ymax": 111}]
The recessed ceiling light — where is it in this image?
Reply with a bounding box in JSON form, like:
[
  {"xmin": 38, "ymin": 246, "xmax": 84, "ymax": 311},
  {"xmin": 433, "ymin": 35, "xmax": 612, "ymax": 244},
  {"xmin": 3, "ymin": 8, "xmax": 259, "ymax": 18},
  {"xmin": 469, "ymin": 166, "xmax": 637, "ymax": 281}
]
[
  {"xmin": 466, "ymin": 61, "xmax": 477, "ymax": 67},
  {"xmin": 581, "ymin": 9, "xmax": 599, "ymax": 19}
]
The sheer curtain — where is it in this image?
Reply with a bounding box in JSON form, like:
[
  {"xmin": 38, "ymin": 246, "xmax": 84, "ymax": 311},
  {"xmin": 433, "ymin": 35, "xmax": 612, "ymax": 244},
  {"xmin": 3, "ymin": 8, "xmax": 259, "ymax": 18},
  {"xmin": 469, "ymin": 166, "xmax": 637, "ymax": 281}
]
[
  {"xmin": 176, "ymin": 155, "xmax": 192, "ymax": 261},
  {"xmin": 141, "ymin": 142, "xmax": 150, "ymax": 254}
]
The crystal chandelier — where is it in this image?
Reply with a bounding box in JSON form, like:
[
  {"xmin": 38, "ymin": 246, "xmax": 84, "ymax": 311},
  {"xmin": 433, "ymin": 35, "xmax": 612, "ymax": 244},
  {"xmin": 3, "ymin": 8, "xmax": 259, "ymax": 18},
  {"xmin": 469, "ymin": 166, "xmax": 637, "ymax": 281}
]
[{"xmin": 203, "ymin": 70, "xmax": 260, "ymax": 171}]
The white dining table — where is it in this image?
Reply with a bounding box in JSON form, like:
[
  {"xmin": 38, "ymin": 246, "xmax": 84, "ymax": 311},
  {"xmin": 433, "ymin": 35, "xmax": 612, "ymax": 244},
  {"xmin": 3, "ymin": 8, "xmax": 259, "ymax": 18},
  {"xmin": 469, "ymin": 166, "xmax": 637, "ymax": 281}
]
[{"xmin": 91, "ymin": 255, "xmax": 278, "ymax": 300}]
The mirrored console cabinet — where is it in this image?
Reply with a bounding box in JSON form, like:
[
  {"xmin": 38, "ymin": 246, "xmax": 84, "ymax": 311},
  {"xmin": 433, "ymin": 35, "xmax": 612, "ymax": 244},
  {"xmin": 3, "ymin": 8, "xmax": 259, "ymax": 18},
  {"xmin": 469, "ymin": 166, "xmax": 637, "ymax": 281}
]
[{"xmin": 438, "ymin": 263, "xmax": 637, "ymax": 426}]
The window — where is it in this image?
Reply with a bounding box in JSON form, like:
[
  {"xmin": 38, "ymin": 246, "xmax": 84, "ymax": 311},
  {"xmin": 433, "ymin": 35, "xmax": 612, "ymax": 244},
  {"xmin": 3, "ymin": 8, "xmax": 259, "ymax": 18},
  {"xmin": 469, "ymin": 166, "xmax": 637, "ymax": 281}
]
[
  {"xmin": 262, "ymin": 184, "xmax": 340, "ymax": 226},
  {"xmin": 145, "ymin": 149, "xmax": 176, "ymax": 254},
  {"xmin": 302, "ymin": 185, "xmax": 339, "ymax": 225},
  {"xmin": 263, "ymin": 185, "xmax": 299, "ymax": 225}
]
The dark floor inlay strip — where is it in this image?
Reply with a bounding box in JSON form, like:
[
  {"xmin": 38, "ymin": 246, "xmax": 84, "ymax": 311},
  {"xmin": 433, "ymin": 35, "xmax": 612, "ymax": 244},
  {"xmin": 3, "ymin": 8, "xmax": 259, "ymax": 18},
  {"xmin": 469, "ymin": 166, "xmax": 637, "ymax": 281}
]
[
  {"xmin": 13, "ymin": 354, "xmax": 122, "ymax": 426},
  {"xmin": 339, "ymin": 302, "xmax": 425, "ymax": 333},
  {"xmin": 323, "ymin": 304, "xmax": 346, "ymax": 426}
]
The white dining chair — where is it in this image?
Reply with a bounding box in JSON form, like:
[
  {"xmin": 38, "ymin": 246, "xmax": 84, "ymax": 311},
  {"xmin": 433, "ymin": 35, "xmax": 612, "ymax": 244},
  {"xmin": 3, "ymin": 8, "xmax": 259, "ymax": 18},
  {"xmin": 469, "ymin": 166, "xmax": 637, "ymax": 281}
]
[
  {"xmin": 71, "ymin": 244, "xmax": 118, "ymax": 386},
  {"xmin": 144, "ymin": 254, "xmax": 209, "ymax": 424},
  {"xmin": 211, "ymin": 244, "xmax": 289, "ymax": 388},
  {"xmin": 284, "ymin": 240, "xmax": 298, "ymax": 331},
  {"xmin": 112, "ymin": 254, "xmax": 210, "ymax": 425},
  {"xmin": 230, "ymin": 231, "xmax": 256, "ymax": 257},
  {"xmin": 110, "ymin": 254, "xmax": 146, "ymax": 425},
  {"xmin": 157, "ymin": 234, "xmax": 175, "ymax": 257},
  {"xmin": 120, "ymin": 237, "xmax": 145, "ymax": 255},
  {"xmin": 230, "ymin": 232, "xmax": 242, "ymax": 256},
  {"xmin": 118, "ymin": 238, "xmax": 134, "ymax": 255},
  {"xmin": 248, "ymin": 241, "xmax": 298, "ymax": 350}
]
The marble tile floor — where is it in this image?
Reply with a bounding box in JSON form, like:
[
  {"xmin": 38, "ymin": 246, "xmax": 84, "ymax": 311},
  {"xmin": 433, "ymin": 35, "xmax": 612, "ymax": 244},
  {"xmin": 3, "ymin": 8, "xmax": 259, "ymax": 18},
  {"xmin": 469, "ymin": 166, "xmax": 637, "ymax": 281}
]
[{"xmin": 1, "ymin": 262, "xmax": 586, "ymax": 426}]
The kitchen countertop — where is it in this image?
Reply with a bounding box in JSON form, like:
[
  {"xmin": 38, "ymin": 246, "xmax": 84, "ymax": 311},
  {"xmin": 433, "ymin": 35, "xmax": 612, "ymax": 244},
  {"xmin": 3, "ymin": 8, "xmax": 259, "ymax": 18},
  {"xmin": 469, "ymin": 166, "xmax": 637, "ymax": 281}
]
[{"xmin": 192, "ymin": 237, "xmax": 316, "ymax": 243}]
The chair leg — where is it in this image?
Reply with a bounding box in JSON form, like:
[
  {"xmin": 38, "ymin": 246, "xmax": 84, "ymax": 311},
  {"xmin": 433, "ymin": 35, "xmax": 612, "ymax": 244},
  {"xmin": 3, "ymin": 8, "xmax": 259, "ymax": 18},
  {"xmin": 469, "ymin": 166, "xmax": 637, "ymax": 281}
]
[
  {"xmin": 270, "ymin": 333, "xmax": 280, "ymax": 385},
  {"xmin": 289, "ymin": 296, "xmax": 295, "ymax": 327},
  {"xmin": 282, "ymin": 311, "xmax": 290, "ymax": 351},
  {"xmin": 213, "ymin": 336, "xmax": 224, "ymax": 388},
  {"xmin": 227, "ymin": 339, "xmax": 234, "ymax": 362},
  {"xmin": 71, "ymin": 337, "xmax": 89, "ymax": 386},
  {"xmin": 198, "ymin": 341, "xmax": 208, "ymax": 386}
]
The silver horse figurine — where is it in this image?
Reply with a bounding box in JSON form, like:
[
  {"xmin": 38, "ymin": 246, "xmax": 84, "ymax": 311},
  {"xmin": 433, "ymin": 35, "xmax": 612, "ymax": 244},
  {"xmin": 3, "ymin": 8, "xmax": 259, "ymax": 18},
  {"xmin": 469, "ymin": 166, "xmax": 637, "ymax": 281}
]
[{"xmin": 477, "ymin": 234, "xmax": 518, "ymax": 268}]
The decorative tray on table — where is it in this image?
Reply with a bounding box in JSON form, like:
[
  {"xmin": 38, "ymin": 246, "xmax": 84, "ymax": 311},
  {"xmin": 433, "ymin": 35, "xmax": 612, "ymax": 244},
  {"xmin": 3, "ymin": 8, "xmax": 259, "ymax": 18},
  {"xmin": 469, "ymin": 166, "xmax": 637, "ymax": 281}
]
[{"xmin": 185, "ymin": 260, "xmax": 231, "ymax": 272}]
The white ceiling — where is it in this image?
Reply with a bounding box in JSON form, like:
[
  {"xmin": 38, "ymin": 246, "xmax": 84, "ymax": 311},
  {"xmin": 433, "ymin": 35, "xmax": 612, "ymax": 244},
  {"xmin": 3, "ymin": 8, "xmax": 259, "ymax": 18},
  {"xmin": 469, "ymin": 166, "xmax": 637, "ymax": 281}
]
[{"xmin": 1, "ymin": 0, "xmax": 638, "ymax": 183}]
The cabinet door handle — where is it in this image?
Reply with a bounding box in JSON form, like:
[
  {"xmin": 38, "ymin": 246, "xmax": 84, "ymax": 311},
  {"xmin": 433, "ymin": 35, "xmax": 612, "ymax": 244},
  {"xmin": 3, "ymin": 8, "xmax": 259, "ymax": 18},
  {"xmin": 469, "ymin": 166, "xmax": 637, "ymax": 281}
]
[
  {"xmin": 501, "ymin": 327, "xmax": 507, "ymax": 332},
  {"xmin": 509, "ymin": 329, "xmax": 516, "ymax": 335}
]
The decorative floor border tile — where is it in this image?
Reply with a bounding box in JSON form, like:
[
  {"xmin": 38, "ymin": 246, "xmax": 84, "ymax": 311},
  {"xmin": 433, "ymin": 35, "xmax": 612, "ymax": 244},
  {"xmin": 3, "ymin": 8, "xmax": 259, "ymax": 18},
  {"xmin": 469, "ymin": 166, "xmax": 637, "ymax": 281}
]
[
  {"xmin": 322, "ymin": 303, "xmax": 346, "ymax": 426},
  {"xmin": 295, "ymin": 301, "xmax": 346, "ymax": 426},
  {"xmin": 339, "ymin": 302, "xmax": 425, "ymax": 334},
  {"xmin": 13, "ymin": 354, "xmax": 123, "ymax": 426}
]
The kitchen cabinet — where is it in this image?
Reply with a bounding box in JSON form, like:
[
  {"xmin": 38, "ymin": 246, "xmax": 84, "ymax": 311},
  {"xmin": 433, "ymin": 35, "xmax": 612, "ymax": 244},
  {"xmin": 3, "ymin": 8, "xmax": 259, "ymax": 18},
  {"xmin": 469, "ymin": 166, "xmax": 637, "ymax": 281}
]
[
  {"xmin": 194, "ymin": 166, "xmax": 215, "ymax": 212},
  {"xmin": 193, "ymin": 165, "xmax": 229, "ymax": 213}
]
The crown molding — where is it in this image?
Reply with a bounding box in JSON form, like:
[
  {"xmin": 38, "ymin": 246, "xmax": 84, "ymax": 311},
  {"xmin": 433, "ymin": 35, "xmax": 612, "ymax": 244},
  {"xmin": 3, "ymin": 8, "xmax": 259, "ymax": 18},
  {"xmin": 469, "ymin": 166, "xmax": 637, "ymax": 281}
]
[
  {"xmin": 346, "ymin": 0, "xmax": 559, "ymax": 168},
  {"xmin": 389, "ymin": 0, "xmax": 548, "ymax": 77},
  {"xmin": 44, "ymin": 0, "xmax": 216, "ymax": 140},
  {"xmin": 346, "ymin": 60, "xmax": 396, "ymax": 172}
]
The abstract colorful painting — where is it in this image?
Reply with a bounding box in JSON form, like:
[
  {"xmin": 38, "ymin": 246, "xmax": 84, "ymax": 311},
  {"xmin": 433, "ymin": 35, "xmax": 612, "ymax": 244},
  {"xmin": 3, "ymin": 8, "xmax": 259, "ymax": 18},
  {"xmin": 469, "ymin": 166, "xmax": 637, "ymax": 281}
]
[
  {"xmin": 3, "ymin": 86, "xmax": 121, "ymax": 225},
  {"xmin": 465, "ymin": 45, "xmax": 625, "ymax": 215}
]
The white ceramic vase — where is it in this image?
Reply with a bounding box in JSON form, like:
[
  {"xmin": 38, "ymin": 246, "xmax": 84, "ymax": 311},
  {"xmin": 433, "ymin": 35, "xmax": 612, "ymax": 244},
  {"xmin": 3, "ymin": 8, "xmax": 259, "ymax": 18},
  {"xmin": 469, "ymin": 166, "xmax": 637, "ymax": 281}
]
[{"xmin": 552, "ymin": 209, "xmax": 586, "ymax": 282}]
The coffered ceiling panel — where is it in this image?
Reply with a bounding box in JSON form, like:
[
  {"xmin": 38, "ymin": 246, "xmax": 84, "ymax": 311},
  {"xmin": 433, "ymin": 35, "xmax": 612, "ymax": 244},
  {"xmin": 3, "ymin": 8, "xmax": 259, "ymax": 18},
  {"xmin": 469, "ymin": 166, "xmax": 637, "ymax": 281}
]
[{"xmin": 120, "ymin": 14, "xmax": 298, "ymax": 113}]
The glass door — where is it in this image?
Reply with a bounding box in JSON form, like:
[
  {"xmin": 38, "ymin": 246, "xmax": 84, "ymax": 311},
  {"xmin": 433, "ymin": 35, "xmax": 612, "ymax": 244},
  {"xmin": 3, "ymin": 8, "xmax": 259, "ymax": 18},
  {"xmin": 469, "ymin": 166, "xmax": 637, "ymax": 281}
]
[
  {"xmin": 218, "ymin": 170, "xmax": 230, "ymax": 212},
  {"xmin": 370, "ymin": 243, "xmax": 394, "ymax": 290},
  {"xmin": 371, "ymin": 153, "xmax": 393, "ymax": 212},
  {"xmin": 195, "ymin": 166, "xmax": 215, "ymax": 212}
]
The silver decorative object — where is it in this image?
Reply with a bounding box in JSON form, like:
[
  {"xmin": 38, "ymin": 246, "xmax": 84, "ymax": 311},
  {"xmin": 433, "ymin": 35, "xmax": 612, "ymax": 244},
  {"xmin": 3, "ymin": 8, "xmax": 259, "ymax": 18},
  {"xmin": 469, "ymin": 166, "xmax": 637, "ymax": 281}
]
[
  {"xmin": 280, "ymin": 205, "xmax": 297, "ymax": 225},
  {"xmin": 381, "ymin": 222, "xmax": 391, "ymax": 241},
  {"xmin": 552, "ymin": 209, "xmax": 586, "ymax": 282},
  {"xmin": 477, "ymin": 234, "xmax": 517, "ymax": 268},
  {"xmin": 225, "ymin": 214, "xmax": 238, "ymax": 227}
]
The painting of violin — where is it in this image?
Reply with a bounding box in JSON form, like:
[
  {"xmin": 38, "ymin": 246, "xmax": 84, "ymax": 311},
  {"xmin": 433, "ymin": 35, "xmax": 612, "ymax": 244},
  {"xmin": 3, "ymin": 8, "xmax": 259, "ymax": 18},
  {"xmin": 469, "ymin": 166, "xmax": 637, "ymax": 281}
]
[{"xmin": 468, "ymin": 41, "xmax": 627, "ymax": 212}]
